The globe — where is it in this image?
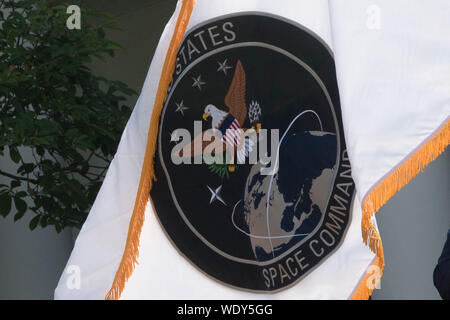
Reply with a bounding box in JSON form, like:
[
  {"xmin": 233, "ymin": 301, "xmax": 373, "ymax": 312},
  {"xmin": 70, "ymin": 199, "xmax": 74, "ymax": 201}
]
[{"xmin": 239, "ymin": 131, "xmax": 337, "ymax": 262}]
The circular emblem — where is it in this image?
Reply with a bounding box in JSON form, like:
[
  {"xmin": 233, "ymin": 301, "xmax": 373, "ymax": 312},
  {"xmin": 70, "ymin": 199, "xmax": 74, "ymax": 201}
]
[{"xmin": 151, "ymin": 13, "xmax": 355, "ymax": 292}]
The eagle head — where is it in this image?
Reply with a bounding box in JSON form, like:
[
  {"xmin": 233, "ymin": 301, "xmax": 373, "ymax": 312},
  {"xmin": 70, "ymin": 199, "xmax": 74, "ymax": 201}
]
[{"xmin": 203, "ymin": 104, "xmax": 227, "ymax": 128}]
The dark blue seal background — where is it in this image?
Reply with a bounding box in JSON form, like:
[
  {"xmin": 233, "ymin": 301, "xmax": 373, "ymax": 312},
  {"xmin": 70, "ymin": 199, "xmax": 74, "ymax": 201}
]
[{"xmin": 151, "ymin": 13, "xmax": 354, "ymax": 292}]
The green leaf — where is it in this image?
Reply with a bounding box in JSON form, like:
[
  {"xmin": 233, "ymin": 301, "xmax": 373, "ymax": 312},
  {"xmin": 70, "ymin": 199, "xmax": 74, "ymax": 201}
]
[
  {"xmin": 29, "ymin": 215, "xmax": 40, "ymax": 230},
  {"xmin": 11, "ymin": 180, "xmax": 21, "ymax": 189},
  {"xmin": 9, "ymin": 147, "xmax": 21, "ymax": 163},
  {"xmin": 0, "ymin": 193, "xmax": 12, "ymax": 217},
  {"xmin": 14, "ymin": 196, "xmax": 27, "ymax": 219},
  {"xmin": 36, "ymin": 146, "xmax": 45, "ymax": 156},
  {"xmin": 13, "ymin": 198, "xmax": 27, "ymax": 222},
  {"xmin": 14, "ymin": 211, "xmax": 26, "ymax": 221},
  {"xmin": 65, "ymin": 128, "xmax": 79, "ymax": 139},
  {"xmin": 40, "ymin": 215, "xmax": 49, "ymax": 228},
  {"xmin": 15, "ymin": 191, "xmax": 27, "ymax": 198},
  {"xmin": 17, "ymin": 163, "xmax": 35, "ymax": 174}
]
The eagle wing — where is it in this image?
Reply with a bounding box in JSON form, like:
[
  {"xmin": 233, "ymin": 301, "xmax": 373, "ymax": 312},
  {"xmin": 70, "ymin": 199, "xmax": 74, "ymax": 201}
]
[{"xmin": 224, "ymin": 60, "xmax": 247, "ymax": 127}]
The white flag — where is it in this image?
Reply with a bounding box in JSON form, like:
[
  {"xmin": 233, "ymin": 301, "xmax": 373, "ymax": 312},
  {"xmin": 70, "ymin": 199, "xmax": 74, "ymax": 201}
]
[{"xmin": 55, "ymin": 0, "xmax": 449, "ymax": 300}]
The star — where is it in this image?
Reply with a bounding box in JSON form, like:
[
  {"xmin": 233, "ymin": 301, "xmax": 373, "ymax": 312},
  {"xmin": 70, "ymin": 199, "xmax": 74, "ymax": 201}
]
[
  {"xmin": 207, "ymin": 185, "xmax": 226, "ymax": 206},
  {"xmin": 192, "ymin": 75, "xmax": 206, "ymax": 91},
  {"xmin": 175, "ymin": 100, "xmax": 189, "ymax": 115},
  {"xmin": 217, "ymin": 59, "xmax": 232, "ymax": 75}
]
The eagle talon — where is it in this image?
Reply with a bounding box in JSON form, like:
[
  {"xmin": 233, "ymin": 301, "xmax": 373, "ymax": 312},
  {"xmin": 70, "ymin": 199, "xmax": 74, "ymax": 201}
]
[
  {"xmin": 250, "ymin": 124, "xmax": 262, "ymax": 134},
  {"xmin": 256, "ymin": 123, "xmax": 262, "ymax": 134}
]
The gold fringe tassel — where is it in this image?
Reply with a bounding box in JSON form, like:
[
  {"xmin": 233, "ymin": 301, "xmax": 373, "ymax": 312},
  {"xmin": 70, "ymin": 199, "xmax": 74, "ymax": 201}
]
[
  {"xmin": 352, "ymin": 119, "xmax": 449, "ymax": 300},
  {"xmin": 351, "ymin": 256, "xmax": 384, "ymax": 300},
  {"xmin": 105, "ymin": 0, "xmax": 195, "ymax": 300}
]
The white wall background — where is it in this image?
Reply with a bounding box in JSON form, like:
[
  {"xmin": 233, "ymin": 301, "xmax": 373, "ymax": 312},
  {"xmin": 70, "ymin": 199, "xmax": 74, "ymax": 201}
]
[
  {"xmin": 0, "ymin": 0, "xmax": 448, "ymax": 299},
  {"xmin": 372, "ymin": 149, "xmax": 449, "ymax": 300}
]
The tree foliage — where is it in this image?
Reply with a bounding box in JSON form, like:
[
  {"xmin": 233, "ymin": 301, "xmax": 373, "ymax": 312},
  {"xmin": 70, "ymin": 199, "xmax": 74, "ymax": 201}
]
[{"xmin": 0, "ymin": 0, "xmax": 136, "ymax": 232}]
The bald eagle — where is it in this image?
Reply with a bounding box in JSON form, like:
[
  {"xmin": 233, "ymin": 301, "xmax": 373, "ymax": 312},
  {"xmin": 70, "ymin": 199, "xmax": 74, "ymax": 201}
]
[{"xmin": 176, "ymin": 60, "xmax": 254, "ymax": 172}]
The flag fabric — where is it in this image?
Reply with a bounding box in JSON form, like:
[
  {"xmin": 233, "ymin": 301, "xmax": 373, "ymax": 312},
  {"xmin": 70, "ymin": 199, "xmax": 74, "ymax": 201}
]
[{"xmin": 55, "ymin": 0, "xmax": 449, "ymax": 300}]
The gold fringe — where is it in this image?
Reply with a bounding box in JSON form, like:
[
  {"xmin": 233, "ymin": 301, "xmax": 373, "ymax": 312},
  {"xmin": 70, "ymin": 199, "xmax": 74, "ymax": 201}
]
[
  {"xmin": 105, "ymin": 0, "xmax": 195, "ymax": 300},
  {"xmin": 354, "ymin": 119, "xmax": 449, "ymax": 300},
  {"xmin": 351, "ymin": 256, "xmax": 384, "ymax": 300}
]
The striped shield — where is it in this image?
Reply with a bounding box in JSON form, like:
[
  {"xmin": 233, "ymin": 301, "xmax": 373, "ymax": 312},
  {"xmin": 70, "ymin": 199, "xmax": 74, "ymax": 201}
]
[{"xmin": 218, "ymin": 114, "xmax": 242, "ymax": 147}]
